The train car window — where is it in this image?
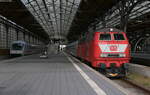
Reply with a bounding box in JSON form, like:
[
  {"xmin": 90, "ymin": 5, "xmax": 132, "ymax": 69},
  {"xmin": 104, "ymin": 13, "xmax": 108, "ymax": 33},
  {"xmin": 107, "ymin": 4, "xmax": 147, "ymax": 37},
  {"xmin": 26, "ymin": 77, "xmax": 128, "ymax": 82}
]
[
  {"xmin": 114, "ymin": 34, "xmax": 125, "ymax": 40},
  {"xmin": 12, "ymin": 43, "xmax": 24, "ymax": 50},
  {"xmin": 83, "ymin": 36, "xmax": 86, "ymax": 42},
  {"xmin": 99, "ymin": 34, "xmax": 111, "ymax": 40},
  {"xmin": 80, "ymin": 36, "xmax": 86, "ymax": 43}
]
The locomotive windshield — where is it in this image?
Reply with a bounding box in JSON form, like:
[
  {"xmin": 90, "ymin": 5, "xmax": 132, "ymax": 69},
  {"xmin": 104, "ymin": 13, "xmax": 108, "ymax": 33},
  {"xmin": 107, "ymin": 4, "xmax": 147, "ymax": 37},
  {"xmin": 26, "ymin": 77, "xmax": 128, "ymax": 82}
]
[
  {"xmin": 12, "ymin": 43, "xmax": 24, "ymax": 50},
  {"xmin": 114, "ymin": 34, "xmax": 125, "ymax": 40},
  {"xmin": 99, "ymin": 34, "xmax": 111, "ymax": 40}
]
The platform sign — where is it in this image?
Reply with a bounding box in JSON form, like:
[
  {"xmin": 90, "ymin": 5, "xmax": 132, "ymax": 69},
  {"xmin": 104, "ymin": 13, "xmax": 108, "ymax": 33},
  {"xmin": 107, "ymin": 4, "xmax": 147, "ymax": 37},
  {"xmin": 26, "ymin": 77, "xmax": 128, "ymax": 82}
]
[{"xmin": 0, "ymin": 0, "xmax": 12, "ymax": 2}]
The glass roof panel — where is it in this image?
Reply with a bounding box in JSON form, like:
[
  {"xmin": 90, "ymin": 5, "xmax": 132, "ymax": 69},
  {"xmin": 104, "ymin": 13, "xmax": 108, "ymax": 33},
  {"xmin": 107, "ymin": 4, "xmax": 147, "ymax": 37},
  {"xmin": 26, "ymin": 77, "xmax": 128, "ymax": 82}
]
[{"xmin": 21, "ymin": 0, "xmax": 81, "ymax": 39}]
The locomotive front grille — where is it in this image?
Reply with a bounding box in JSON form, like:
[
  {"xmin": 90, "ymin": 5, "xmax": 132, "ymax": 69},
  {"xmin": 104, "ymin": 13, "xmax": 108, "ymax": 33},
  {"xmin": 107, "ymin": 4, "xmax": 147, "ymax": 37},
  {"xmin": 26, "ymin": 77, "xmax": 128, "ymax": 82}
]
[
  {"xmin": 101, "ymin": 53, "xmax": 125, "ymax": 57},
  {"xmin": 108, "ymin": 54, "xmax": 119, "ymax": 57}
]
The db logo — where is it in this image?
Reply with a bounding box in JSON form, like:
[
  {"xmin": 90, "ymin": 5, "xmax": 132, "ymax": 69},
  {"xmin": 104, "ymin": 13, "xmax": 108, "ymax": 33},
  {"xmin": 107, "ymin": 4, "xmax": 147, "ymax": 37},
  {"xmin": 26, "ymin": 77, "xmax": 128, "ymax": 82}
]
[{"xmin": 110, "ymin": 45, "xmax": 118, "ymax": 51}]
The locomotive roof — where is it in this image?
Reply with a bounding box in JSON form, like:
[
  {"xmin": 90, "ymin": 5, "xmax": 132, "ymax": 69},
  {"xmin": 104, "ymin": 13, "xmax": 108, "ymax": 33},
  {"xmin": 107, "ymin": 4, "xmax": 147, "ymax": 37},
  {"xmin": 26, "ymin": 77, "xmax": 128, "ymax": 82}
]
[
  {"xmin": 12, "ymin": 40, "xmax": 26, "ymax": 43},
  {"xmin": 11, "ymin": 41, "xmax": 27, "ymax": 45},
  {"xmin": 97, "ymin": 28, "xmax": 124, "ymax": 32}
]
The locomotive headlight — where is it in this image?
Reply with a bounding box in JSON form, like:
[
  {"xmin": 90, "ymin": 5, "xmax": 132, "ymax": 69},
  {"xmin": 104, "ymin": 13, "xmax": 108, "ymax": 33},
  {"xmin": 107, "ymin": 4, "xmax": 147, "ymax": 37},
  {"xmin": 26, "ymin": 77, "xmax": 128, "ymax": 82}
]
[
  {"xmin": 119, "ymin": 53, "xmax": 125, "ymax": 57},
  {"xmin": 101, "ymin": 53, "xmax": 108, "ymax": 57}
]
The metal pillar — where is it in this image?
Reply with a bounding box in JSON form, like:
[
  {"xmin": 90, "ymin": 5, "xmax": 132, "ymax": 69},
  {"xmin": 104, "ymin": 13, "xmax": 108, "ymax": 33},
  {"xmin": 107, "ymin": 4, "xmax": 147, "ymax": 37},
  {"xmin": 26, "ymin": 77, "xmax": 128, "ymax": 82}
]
[
  {"xmin": 5, "ymin": 24, "xmax": 9, "ymax": 48},
  {"xmin": 16, "ymin": 29, "xmax": 19, "ymax": 40},
  {"xmin": 23, "ymin": 32, "xmax": 25, "ymax": 41},
  {"xmin": 29, "ymin": 34, "xmax": 31, "ymax": 44},
  {"xmin": 117, "ymin": 0, "xmax": 145, "ymax": 32}
]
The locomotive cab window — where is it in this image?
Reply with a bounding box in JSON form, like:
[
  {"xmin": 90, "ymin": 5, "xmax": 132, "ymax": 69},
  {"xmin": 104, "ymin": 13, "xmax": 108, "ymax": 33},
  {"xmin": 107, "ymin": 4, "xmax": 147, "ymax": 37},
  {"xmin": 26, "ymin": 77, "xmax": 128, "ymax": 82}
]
[
  {"xmin": 99, "ymin": 34, "xmax": 111, "ymax": 40},
  {"xmin": 114, "ymin": 34, "xmax": 125, "ymax": 40},
  {"xmin": 12, "ymin": 43, "xmax": 24, "ymax": 50}
]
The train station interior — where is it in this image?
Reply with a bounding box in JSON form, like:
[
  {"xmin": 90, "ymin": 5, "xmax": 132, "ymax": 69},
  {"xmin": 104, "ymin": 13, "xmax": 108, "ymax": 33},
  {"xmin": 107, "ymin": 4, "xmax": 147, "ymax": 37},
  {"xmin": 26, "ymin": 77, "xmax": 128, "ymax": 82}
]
[{"xmin": 0, "ymin": 0, "xmax": 150, "ymax": 95}]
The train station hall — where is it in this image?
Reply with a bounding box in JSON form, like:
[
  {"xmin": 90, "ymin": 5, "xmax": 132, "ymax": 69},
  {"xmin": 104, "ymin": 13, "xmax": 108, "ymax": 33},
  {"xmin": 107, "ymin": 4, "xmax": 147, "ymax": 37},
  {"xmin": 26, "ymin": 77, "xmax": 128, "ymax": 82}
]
[{"xmin": 0, "ymin": 0, "xmax": 150, "ymax": 95}]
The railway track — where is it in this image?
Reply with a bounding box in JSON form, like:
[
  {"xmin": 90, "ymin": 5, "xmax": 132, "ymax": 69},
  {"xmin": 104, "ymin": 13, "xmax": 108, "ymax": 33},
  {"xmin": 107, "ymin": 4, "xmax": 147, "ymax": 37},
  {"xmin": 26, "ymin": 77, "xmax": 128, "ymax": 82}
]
[
  {"xmin": 112, "ymin": 78, "xmax": 150, "ymax": 95},
  {"xmin": 131, "ymin": 58, "xmax": 150, "ymax": 66}
]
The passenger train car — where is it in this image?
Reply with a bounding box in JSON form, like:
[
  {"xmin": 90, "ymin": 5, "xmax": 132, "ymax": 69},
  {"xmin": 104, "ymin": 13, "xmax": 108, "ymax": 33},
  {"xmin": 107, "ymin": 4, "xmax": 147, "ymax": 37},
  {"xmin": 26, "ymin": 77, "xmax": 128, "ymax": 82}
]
[
  {"xmin": 10, "ymin": 41, "xmax": 44, "ymax": 56},
  {"xmin": 66, "ymin": 28, "xmax": 131, "ymax": 77}
]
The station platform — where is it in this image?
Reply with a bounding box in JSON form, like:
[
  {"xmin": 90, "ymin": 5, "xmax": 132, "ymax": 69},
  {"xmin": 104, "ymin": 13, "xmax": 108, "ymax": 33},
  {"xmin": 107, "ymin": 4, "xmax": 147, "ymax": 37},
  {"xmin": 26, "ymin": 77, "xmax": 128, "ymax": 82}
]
[
  {"xmin": 0, "ymin": 52, "xmax": 131, "ymax": 95},
  {"xmin": 0, "ymin": 55, "xmax": 9, "ymax": 61},
  {"xmin": 131, "ymin": 53, "xmax": 150, "ymax": 60},
  {"xmin": 131, "ymin": 53, "xmax": 150, "ymax": 66}
]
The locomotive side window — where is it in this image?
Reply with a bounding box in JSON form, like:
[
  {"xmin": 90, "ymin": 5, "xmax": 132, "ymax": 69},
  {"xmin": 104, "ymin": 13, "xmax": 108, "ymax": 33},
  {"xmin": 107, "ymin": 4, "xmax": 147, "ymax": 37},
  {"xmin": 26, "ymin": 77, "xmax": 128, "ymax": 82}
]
[
  {"xmin": 114, "ymin": 34, "xmax": 125, "ymax": 40},
  {"xmin": 99, "ymin": 34, "xmax": 111, "ymax": 40}
]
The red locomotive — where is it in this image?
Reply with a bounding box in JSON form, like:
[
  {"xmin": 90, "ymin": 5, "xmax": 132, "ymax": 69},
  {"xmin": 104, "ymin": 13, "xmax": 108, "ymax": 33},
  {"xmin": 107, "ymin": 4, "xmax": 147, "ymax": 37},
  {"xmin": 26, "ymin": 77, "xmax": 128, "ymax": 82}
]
[{"xmin": 66, "ymin": 28, "xmax": 131, "ymax": 77}]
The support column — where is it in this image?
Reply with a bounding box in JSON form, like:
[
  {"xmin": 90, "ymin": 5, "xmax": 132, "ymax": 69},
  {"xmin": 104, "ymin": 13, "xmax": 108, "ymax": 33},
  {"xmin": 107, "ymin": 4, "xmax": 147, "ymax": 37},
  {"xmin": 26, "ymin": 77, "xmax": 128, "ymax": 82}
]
[
  {"xmin": 23, "ymin": 32, "xmax": 25, "ymax": 41},
  {"xmin": 117, "ymin": 0, "xmax": 143, "ymax": 32},
  {"xmin": 29, "ymin": 34, "xmax": 31, "ymax": 44},
  {"xmin": 5, "ymin": 24, "xmax": 9, "ymax": 48},
  {"xmin": 16, "ymin": 29, "xmax": 19, "ymax": 40}
]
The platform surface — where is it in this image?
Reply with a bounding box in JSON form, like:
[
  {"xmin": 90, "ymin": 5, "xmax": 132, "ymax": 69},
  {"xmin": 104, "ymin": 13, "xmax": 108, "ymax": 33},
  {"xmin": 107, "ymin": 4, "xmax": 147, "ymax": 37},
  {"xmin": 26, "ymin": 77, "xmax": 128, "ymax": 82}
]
[
  {"xmin": 131, "ymin": 53, "xmax": 150, "ymax": 59},
  {"xmin": 0, "ymin": 53, "xmax": 128, "ymax": 95}
]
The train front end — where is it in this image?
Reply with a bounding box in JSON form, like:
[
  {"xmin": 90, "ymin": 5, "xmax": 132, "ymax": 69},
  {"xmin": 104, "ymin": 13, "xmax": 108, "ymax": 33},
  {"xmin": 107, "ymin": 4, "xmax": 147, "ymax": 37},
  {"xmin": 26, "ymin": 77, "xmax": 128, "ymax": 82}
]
[
  {"xmin": 10, "ymin": 41, "xmax": 25, "ymax": 56},
  {"xmin": 93, "ymin": 29, "xmax": 130, "ymax": 77}
]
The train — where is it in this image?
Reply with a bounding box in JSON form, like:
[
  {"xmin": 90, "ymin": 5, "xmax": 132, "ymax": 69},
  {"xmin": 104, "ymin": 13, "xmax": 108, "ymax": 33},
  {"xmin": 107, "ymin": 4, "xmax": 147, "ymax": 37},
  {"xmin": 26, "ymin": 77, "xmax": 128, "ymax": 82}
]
[
  {"xmin": 10, "ymin": 41, "xmax": 45, "ymax": 56},
  {"xmin": 66, "ymin": 28, "xmax": 131, "ymax": 77}
]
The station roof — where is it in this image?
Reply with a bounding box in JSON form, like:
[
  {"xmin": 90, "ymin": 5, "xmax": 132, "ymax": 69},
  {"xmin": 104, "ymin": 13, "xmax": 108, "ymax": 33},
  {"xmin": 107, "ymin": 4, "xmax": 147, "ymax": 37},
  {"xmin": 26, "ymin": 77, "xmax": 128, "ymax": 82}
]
[
  {"xmin": 0, "ymin": 0, "xmax": 121, "ymax": 42},
  {"xmin": 128, "ymin": 12, "xmax": 150, "ymax": 32},
  {"xmin": 5, "ymin": 0, "xmax": 149, "ymax": 43},
  {"xmin": 0, "ymin": 0, "xmax": 49, "ymax": 40},
  {"xmin": 20, "ymin": 0, "xmax": 121, "ymax": 41},
  {"xmin": 67, "ymin": 0, "xmax": 120, "ymax": 41},
  {"xmin": 21, "ymin": 0, "xmax": 81, "ymax": 40}
]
